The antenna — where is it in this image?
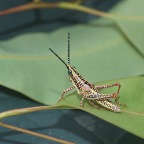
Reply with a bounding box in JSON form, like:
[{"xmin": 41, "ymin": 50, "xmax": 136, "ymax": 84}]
[
  {"xmin": 49, "ymin": 48, "xmax": 68, "ymax": 67},
  {"xmin": 68, "ymin": 32, "xmax": 70, "ymax": 64}
]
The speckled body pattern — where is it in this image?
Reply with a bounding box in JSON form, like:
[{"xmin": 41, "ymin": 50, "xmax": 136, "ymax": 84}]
[
  {"xmin": 49, "ymin": 33, "xmax": 122, "ymax": 113},
  {"xmin": 61, "ymin": 65, "xmax": 121, "ymax": 112}
]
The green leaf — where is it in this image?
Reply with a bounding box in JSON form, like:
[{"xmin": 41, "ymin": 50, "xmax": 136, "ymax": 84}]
[
  {"xmin": 57, "ymin": 76, "xmax": 144, "ymax": 138},
  {"xmin": 0, "ymin": 76, "xmax": 143, "ymax": 138},
  {"xmin": 0, "ymin": 18, "xmax": 144, "ymax": 105},
  {"xmin": 112, "ymin": 0, "xmax": 144, "ymax": 55},
  {"xmin": 0, "ymin": 0, "xmax": 144, "ymax": 139}
]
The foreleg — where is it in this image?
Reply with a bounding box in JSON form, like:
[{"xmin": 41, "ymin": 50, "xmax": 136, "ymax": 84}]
[{"xmin": 59, "ymin": 86, "xmax": 75, "ymax": 100}]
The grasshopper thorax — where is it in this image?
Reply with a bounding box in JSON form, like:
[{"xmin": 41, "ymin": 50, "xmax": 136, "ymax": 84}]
[{"xmin": 67, "ymin": 64, "xmax": 85, "ymax": 88}]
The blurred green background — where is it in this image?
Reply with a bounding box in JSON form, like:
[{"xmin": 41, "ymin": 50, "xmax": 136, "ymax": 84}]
[{"xmin": 0, "ymin": 0, "xmax": 144, "ymax": 143}]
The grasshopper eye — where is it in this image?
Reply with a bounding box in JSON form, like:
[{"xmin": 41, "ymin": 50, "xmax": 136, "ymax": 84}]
[{"xmin": 68, "ymin": 69, "xmax": 72, "ymax": 75}]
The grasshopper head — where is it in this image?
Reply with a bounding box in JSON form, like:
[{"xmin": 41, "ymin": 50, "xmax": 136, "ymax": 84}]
[{"xmin": 67, "ymin": 65, "xmax": 77, "ymax": 79}]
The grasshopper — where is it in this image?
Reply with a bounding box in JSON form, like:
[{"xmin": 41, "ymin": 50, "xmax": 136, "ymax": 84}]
[{"xmin": 49, "ymin": 32, "xmax": 122, "ymax": 112}]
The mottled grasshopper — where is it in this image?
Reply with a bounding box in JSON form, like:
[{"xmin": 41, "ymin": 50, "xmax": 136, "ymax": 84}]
[{"xmin": 49, "ymin": 32, "xmax": 122, "ymax": 112}]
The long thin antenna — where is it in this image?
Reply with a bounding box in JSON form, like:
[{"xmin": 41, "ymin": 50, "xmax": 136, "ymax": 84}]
[
  {"xmin": 49, "ymin": 48, "xmax": 68, "ymax": 67},
  {"xmin": 68, "ymin": 32, "xmax": 70, "ymax": 64}
]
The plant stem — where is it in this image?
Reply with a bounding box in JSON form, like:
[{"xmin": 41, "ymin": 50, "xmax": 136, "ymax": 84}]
[
  {"xmin": 0, "ymin": 122, "xmax": 74, "ymax": 144},
  {"xmin": 0, "ymin": 105, "xmax": 74, "ymax": 143},
  {"xmin": 58, "ymin": 2, "xmax": 144, "ymax": 21},
  {"xmin": 0, "ymin": 105, "xmax": 59, "ymax": 120},
  {"xmin": 0, "ymin": 2, "xmax": 143, "ymax": 21},
  {"xmin": 0, "ymin": 2, "xmax": 58, "ymax": 15}
]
